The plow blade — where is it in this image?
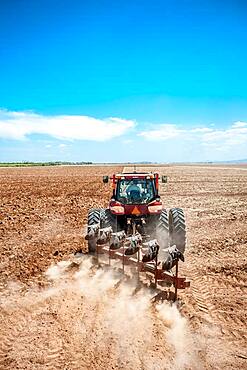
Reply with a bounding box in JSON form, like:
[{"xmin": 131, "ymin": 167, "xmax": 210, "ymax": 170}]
[
  {"xmin": 110, "ymin": 231, "xmax": 126, "ymax": 250},
  {"xmin": 162, "ymin": 245, "xmax": 185, "ymax": 271},
  {"xmin": 142, "ymin": 240, "xmax": 159, "ymax": 262},
  {"xmin": 85, "ymin": 224, "xmax": 100, "ymax": 240},
  {"xmin": 125, "ymin": 234, "xmax": 142, "ymax": 255}
]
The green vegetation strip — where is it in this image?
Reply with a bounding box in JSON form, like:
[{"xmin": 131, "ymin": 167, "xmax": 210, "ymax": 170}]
[{"xmin": 0, "ymin": 162, "xmax": 92, "ymax": 167}]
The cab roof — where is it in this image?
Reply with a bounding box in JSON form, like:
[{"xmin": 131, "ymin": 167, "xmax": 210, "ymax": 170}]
[
  {"xmin": 119, "ymin": 171, "xmax": 157, "ymax": 175},
  {"xmin": 114, "ymin": 172, "xmax": 158, "ymax": 179}
]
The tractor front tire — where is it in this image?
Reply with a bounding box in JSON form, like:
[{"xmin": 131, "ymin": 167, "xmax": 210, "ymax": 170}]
[
  {"xmin": 87, "ymin": 208, "xmax": 105, "ymax": 253},
  {"xmin": 169, "ymin": 208, "xmax": 186, "ymax": 254}
]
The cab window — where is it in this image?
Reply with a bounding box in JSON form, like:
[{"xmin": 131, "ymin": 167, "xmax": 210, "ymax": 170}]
[{"xmin": 116, "ymin": 179, "xmax": 155, "ymax": 204}]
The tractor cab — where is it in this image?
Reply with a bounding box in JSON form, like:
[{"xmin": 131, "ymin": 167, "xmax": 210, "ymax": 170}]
[{"xmin": 103, "ymin": 172, "xmax": 167, "ymax": 217}]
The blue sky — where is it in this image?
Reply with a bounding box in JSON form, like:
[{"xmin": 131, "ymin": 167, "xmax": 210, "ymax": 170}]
[{"xmin": 0, "ymin": 0, "xmax": 247, "ymax": 162}]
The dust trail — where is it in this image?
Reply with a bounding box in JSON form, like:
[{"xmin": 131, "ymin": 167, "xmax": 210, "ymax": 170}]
[
  {"xmin": 104, "ymin": 283, "xmax": 153, "ymax": 368},
  {"xmin": 157, "ymin": 303, "xmax": 201, "ymax": 370},
  {"xmin": 0, "ymin": 255, "xmax": 201, "ymax": 369},
  {"xmin": 45, "ymin": 260, "xmax": 72, "ymax": 280}
]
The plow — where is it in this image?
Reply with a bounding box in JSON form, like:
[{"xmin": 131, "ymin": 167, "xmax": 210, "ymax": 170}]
[{"xmin": 86, "ymin": 170, "xmax": 190, "ymax": 301}]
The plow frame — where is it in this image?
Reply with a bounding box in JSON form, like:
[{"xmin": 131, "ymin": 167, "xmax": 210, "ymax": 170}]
[{"xmin": 95, "ymin": 240, "xmax": 190, "ymax": 301}]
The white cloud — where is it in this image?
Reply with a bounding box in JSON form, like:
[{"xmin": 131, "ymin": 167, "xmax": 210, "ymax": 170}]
[
  {"xmin": 202, "ymin": 124, "xmax": 247, "ymax": 147},
  {"xmin": 190, "ymin": 127, "xmax": 213, "ymax": 133},
  {"xmin": 232, "ymin": 121, "xmax": 247, "ymax": 128},
  {"xmin": 139, "ymin": 124, "xmax": 184, "ymax": 140},
  {"xmin": 122, "ymin": 139, "xmax": 133, "ymax": 144},
  {"xmin": 0, "ymin": 109, "xmax": 135, "ymax": 141},
  {"xmin": 138, "ymin": 121, "xmax": 247, "ymax": 160},
  {"xmin": 58, "ymin": 143, "xmax": 67, "ymax": 148},
  {"xmin": 140, "ymin": 121, "xmax": 247, "ymax": 149}
]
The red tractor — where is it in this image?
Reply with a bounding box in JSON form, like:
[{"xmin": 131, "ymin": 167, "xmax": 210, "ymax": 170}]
[{"xmin": 87, "ymin": 171, "xmax": 186, "ymax": 260}]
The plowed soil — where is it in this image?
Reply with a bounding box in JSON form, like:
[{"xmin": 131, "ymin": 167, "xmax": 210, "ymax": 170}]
[{"xmin": 0, "ymin": 164, "xmax": 246, "ymax": 369}]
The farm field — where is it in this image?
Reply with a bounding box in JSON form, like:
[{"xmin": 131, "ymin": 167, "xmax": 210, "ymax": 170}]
[{"xmin": 0, "ymin": 165, "xmax": 246, "ymax": 369}]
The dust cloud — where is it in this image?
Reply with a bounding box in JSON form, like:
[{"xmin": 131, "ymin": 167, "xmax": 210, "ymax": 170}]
[{"xmin": 0, "ymin": 255, "xmax": 202, "ymax": 369}]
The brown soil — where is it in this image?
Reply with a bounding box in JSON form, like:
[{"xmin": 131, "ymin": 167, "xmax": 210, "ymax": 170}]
[{"xmin": 0, "ymin": 165, "xmax": 246, "ymax": 369}]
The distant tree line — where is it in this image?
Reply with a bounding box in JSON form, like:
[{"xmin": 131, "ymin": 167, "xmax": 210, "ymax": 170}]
[{"xmin": 0, "ymin": 161, "xmax": 93, "ymax": 167}]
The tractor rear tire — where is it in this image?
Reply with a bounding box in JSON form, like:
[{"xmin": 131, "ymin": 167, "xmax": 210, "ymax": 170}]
[
  {"xmin": 169, "ymin": 208, "xmax": 186, "ymax": 254},
  {"xmin": 87, "ymin": 208, "xmax": 105, "ymax": 253},
  {"xmin": 156, "ymin": 209, "xmax": 169, "ymax": 260},
  {"xmin": 102, "ymin": 209, "xmax": 117, "ymax": 232}
]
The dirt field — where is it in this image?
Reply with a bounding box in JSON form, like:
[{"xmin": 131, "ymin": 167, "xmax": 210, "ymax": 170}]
[{"xmin": 0, "ymin": 164, "xmax": 246, "ymax": 369}]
